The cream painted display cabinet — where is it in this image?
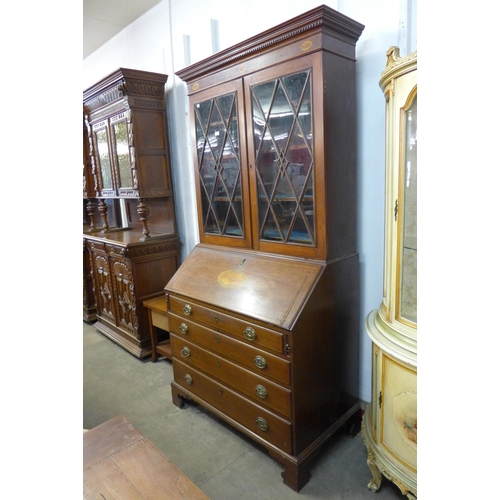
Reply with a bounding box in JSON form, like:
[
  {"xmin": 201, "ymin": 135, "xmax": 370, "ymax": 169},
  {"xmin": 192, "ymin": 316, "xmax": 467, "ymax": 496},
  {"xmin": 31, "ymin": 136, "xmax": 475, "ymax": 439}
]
[{"xmin": 362, "ymin": 47, "xmax": 417, "ymax": 499}]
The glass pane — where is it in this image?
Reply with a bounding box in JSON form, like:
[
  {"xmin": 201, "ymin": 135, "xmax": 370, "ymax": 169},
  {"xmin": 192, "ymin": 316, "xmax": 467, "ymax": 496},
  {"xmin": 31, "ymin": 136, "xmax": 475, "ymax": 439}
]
[
  {"xmin": 113, "ymin": 121, "xmax": 132, "ymax": 188},
  {"xmin": 196, "ymin": 100, "xmax": 212, "ymax": 164},
  {"xmin": 251, "ymin": 70, "xmax": 314, "ymax": 244},
  {"xmin": 95, "ymin": 128, "xmax": 113, "ymax": 190},
  {"xmin": 194, "ymin": 92, "xmax": 243, "ymax": 237},
  {"xmin": 399, "ymin": 94, "xmax": 417, "ymax": 323}
]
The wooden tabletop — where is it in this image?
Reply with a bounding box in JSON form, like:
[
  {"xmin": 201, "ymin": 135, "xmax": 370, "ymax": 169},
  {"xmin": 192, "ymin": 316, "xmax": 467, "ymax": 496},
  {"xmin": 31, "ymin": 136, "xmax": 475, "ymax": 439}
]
[{"xmin": 83, "ymin": 415, "xmax": 209, "ymax": 499}]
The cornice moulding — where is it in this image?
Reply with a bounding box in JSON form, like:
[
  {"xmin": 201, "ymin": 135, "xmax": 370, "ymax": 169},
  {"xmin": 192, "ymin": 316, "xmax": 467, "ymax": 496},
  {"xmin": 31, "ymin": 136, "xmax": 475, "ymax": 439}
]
[{"xmin": 176, "ymin": 5, "xmax": 364, "ymax": 83}]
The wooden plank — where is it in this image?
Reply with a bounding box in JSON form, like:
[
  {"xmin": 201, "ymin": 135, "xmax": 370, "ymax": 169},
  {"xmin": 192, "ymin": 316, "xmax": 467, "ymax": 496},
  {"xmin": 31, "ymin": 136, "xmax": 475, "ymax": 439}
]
[
  {"xmin": 83, "ymin": 457, "xmax": 144, "ymax": 500},
  {"xmin": 83, "ymin": 415, "xmax": 210, "ymax": 499},
  {"xmin": 83, "ymin": 415, "xmax": 143, "ymax": 470},
  {"xmin": 113, "ymin": 439, "xmax": 209, "ymax": 499}
]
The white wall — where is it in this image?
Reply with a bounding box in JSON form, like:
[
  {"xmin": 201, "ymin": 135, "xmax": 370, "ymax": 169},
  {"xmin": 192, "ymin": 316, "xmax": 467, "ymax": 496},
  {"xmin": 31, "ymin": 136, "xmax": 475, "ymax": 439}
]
[{"xmin": 83, "ymin": 0, "xmax": 417, "ymax": 402}]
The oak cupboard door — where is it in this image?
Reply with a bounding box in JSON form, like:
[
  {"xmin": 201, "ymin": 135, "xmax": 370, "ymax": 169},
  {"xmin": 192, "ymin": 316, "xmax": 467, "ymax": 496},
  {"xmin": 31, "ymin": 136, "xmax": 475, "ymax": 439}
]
[
  {"xmin": 110, "ymin": 257, "xmax": 137, "ymax": 334},
  {"xmin": 90, "ymin": 249, "xmax": 115, "ymax": 324}
]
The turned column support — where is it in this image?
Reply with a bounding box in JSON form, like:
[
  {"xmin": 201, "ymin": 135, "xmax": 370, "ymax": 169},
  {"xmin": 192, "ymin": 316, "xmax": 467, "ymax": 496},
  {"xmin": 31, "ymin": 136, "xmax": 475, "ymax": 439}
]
[
  {"xmin": 98, "ymin": 199, "xmax": 109, "ymax": 230},
  {"xmin": 137, "ymin": 198, "xmax": 150, "ymax": 237},
  {"xmin": 86, "ymin": 199, "xmax": 96, "ymax": 231}
]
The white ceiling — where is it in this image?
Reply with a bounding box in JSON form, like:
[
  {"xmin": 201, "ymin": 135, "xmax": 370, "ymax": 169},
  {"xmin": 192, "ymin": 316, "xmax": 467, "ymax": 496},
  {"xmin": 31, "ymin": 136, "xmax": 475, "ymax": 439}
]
[{"xmin": 83, "ymin": 0, "xmax": 163, "ymax": 59}]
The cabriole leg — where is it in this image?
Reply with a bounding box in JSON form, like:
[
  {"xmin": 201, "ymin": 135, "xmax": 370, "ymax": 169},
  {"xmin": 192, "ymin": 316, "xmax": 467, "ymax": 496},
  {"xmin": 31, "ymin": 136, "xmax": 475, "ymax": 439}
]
[{"xmin": 366, "ymin": 451, "xmax": 382, "ymax": 492}]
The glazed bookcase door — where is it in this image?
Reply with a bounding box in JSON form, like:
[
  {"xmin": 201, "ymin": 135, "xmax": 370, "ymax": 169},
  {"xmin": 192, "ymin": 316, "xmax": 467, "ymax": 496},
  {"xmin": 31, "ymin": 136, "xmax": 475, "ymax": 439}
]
[
  {"xmin": 190, "ymin": 80, "xmax": 252, "ymax": 249},
  {"xmin": 397, "ymin": 91, "xmax": 417, "ymax": 327},
  {"xmin": 93, "ymin": 121, "xmax": 117, "ymax": 197},
  {"xmin": 93, "ymin": 113, "xmax": 137, "ymax": 198},
  {"xmin": 245, "ymin": 55, "xmax": 324, "ymax": 259},
  {"xmin": 381, "ymin": 68, "xmax": 417, "ymax": 342},
  {"xmin": 110, "ymin": 112, "xmax": 135, "ymax": 195}
]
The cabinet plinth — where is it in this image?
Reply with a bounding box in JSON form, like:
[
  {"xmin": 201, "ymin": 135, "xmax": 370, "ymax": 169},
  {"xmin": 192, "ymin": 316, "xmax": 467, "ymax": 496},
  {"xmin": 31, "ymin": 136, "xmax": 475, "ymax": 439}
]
[{"xmin": 169, "ymin": 6, "xmax": 364, "ymax": 490}]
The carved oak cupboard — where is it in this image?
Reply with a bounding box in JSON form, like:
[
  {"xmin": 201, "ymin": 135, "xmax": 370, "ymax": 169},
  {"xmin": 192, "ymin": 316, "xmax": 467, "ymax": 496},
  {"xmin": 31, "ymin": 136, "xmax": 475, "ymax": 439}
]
[
  {"xmin": 83, "ymin": 68, "xmax": 180, "ymax": 358},
  {"xmin": 166, "ymin": 6, "xmax": 364, "ymax": 491},
  {"xmin": 362, "ymin": 48, "xmax": 417, "ymax": 499}
]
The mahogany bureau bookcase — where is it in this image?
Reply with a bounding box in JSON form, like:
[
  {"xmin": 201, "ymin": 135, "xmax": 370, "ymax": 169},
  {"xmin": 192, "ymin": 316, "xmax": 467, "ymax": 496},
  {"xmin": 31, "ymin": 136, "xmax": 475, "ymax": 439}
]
[
  {"xmin": 83, "ymin": 68, "xmax": 180, "ymax": 358},
  {"xmin": 165, "ymin": 6, "xmax": 364, "ymax": 492}
]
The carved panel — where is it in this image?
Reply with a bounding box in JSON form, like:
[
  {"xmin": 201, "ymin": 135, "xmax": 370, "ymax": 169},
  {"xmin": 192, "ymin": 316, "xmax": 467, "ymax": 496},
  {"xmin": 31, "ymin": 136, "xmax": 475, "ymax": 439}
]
[
  {"xmin": 84, "ymin": 85, "xmax": 124, "ymax": 113},
  {"xmin": 131, "ymin": 97, "xmax": 164, "ymax": 109},
  {"xmin": 111, "ymin": 259, "xmax": 138, "ymax": 336},
  {"xmin": 127, "ymin": 241, "xmax": 180, "ymax": 259},
  {"xmin": 93, "ymin": 254, "xmax": 115, "ymax": 322},
  {"xmin": 125, "ymin": 81, "xmax": 165, "ymax": 98}
]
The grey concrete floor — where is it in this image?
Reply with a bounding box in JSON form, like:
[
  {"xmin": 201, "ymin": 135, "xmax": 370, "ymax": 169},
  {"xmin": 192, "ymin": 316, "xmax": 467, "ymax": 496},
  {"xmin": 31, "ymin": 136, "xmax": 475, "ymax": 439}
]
[{"xmin": 83, "ymin": 321, "xmax": 405, "ymax": 499}]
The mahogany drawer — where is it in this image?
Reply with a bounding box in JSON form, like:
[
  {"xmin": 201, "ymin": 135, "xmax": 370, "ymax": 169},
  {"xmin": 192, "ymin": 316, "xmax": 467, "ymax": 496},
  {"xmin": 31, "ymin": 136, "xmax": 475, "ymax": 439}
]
[
  {"xmin": 169, "ymin": 313, "xmax": 290, "ymax": 385},
  {"xmin": 170, "ymin": 333, "xmax": 291, "ymax": 418},
  {"xmin": 169, "ymin": 296, "xmax": 284, "ymax": 354},
  {"xmin": 173, "ymin": 358, "xmax": 292, "ymax": 454}
]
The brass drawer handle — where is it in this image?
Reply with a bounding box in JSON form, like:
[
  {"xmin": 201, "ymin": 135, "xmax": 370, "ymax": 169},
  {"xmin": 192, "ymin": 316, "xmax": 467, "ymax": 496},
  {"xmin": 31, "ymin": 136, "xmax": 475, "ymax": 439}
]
[
  {"xmin": 183, "ymin": 304, "xmax": 192, "ymax": 316},
  {"xmin": 255, "ymin": 385, "xmax": 267, "ymax": 399},
  {"xmin": 244, "ymin": 327, "xmax": 256, "ymax": 341},
  {"xmin": 179, "ymin": 323, "xmax": 188, "ymax": 334},
  {"xmin": 181, "ymin": 346, "xmax": 191, "ymax": 358},
  {"xmin": 256, "ymin": 417, "xmax": 268, "ymax": 431},
  {"xmin": 184, "ymin": 374, "xmax": 193, "ymax": 385},
  {"xmin": 215, "ymin": 334, "xmax": 220, "ymax": 343},
  {"xmin": 254, "ymin": 356, "xmax": 267, "ymax": 369}
]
